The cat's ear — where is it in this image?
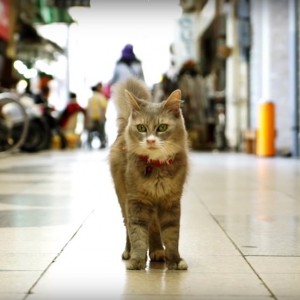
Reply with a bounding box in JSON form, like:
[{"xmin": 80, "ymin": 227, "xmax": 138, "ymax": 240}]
[
  {"xmin": 125, "ymin": 90, "xmax": 141, "ymax": 111},
  {"xmin": 164, "ymin": 89, "xmax": 182, "ymax": 117}
]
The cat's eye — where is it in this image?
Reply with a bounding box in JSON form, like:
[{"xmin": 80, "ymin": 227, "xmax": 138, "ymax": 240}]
[
  {"xmin": 137, "ymin": 124, "xmax": 147, "ymax": 132},
  {"xmin": 157, "ymin": 124, "xmax": 168, "ymax": 132}
]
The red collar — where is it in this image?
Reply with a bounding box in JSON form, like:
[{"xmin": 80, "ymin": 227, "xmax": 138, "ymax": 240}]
[{"xmin": 139, "ymin": 155, "xmax": 174, "ymax": 166}]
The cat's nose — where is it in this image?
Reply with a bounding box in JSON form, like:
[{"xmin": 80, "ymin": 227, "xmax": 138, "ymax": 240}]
[{"xmin": 146, "ymin": 138, "xmax": 156, "ymax": 145}]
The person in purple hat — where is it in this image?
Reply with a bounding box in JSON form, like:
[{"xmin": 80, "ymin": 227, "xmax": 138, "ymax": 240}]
[{"xmin": 108, "ymin": 44, "xmax": 145, "ymax": 87}]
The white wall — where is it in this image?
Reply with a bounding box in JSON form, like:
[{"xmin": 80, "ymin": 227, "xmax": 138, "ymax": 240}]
[{"xmin": 250, "ymin": 0, "xmax": 291, "ymax": 152}]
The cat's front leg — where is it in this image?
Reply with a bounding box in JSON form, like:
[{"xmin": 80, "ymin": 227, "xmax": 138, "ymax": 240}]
[
  {"xmin": 122, "ymin": 233, "xmax": 131, "ymax": 260},
  {"xmin": 126, "ymin": 223, "xmax": 148, "ymax": 270},
  {"xmin": 160, "ymin": 205, "xmax": 188, "ymax": 270},
  {"xmin": 126, "ymin": 200, "xmax": 152, "ymax": 270},
  {"xmin": 149, "ymin": 216, "xmax": 165, "ymax": 262}
]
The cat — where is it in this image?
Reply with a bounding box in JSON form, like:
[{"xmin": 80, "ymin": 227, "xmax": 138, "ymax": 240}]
[{"xmin": 109, "ymin": 78, "xmax": 189, "ymax": 270}]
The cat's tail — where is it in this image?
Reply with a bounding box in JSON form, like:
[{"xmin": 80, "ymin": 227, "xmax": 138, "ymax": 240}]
[{"xmin": 112, "ymin": 78, "xmax": 151, "ymax": 132}]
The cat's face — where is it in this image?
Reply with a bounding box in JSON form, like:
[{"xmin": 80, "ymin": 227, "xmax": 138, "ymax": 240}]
[{"xmin": 125, "ymin": 90, "xmax": 187, "ymax": 160}]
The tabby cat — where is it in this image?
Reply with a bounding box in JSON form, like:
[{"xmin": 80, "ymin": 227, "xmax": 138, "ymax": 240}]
[{"xmin": 109, "ymin": 78, "xmax": 189, "ymax": 270}]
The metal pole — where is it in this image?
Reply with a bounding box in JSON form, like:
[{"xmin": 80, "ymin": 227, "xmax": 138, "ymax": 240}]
[{"xmin": 289, "ymin": 0, "xmax": 300, "ymax": 157}]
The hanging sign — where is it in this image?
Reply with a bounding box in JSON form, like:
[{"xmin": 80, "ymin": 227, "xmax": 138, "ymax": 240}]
[{"xmin": 0, "ymin": 0, "xmax": 9, "ymax": 41}]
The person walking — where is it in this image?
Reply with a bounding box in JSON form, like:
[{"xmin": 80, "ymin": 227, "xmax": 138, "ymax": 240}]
[
  {"xmin": 34, "ymin": 85, "xmax": 67, "ymax": 149},
  {"xmin": 59, "ymin": 92, "xmax": 85, "ymax": 129},
  {"xmin": 103, "ymin": 44, "xmax": 144, "ymax": 145},
  {"xmin": 86, "ymin": 82, "xmax": 108, "ymax": 149},
  {"xmin": 108, "ymin": 44, "xmax": 145, "ymax": 88}
]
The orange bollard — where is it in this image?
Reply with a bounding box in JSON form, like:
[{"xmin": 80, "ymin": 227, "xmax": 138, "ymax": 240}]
[{"xmin": 256, "ymin": 102, "xmax": 276, "ymax": 157}]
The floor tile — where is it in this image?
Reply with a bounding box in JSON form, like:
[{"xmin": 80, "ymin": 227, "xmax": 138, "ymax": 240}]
[
  {"xmin": 257, "ymin": 274, "xmax": 300, "ymax": 297},
  {"xmin": 0, "ymin": 150, "xmax": 299, "ymax": 300},
  {"xmin": 0, "ymin": 293, "xmax": 27, "ymax": 300},
  {"xmin": 247, "ymin": 256, "xmax": 300, "ymax": 273},
  {"xmin": 0, "ymin": 253, "xmax": 55, "ymax": 271},
  {"xmin": 246, "ymin": 257, "xmax": 300, "ymax": 298},
  {"xmin": 0, "ymin": 271, "xmax": 42, "ymax": 293},
  {"xmin": 29, "ymin": 271, "xmax": 271, "ymax": 299}
]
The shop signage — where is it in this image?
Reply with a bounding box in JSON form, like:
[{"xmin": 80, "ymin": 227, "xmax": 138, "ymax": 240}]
[{"xmin": 0, "ymin": 0, "xmax": 9, "ymax": 41}]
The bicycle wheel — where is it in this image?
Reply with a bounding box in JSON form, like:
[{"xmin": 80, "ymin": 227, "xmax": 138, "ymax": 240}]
[
  {"xmin": 20, "ymin": 117, "xmax": 51, "ymax": 152},
  {"xmin": 0, "ymin": 92, "xmax": 29, "ymax": 152}
]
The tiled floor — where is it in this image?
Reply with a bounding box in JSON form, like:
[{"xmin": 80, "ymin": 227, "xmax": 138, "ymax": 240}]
[{"xmin": 0, "ymin": 149, "xmax": 299, "ymax": 300}]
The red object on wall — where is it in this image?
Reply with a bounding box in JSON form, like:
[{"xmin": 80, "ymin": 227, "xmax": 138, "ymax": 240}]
[{"xmin": 0, "ymin": 0, "xmax": 9, "ymax": 41}]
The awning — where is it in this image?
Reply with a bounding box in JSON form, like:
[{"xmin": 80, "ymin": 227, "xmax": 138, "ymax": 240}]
[
  {"xmin": 34, "ymin": 0, "xmax": 77, "ymax": 24},
  {"xmin": 16, "ymin": 18, "xmax": 64, "ymax": 66},
  {"xmin": 53, "ymin": 0, "xmax": 90, "ymax": 8}
]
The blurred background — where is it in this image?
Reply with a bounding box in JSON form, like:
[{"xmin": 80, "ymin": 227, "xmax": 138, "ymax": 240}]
[{"xmin": 0, "ymin": 0, "xmax": 299, "ymax": 157}]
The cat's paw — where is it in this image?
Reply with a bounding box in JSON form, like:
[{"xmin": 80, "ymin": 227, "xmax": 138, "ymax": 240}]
[
  {"xmin": 126, "ymin": 258, "xmax": 146, "ymax": 270},
  {"xmin": 167, "ymin": 258, "xmax": 188, "ymax": 270},
  {"xmin": 149, "ymin": 249, "xmax": 165, "ymax": 262},
  {"xmin": 122, "ymin": 250, "xmax": 130, "ymax": 260}
]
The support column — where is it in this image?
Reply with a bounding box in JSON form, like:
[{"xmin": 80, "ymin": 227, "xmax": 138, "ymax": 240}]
[{"xmin": 225, "ymin": 1, "xmax": 240, "ymax": 149}]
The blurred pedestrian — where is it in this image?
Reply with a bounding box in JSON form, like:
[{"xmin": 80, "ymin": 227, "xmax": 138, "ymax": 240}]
[
  {"xmin": 34, "ymin": 85, "xmax": 67, "ymax": 149},
  {"xmin": 103, "ymin": 44, "xmax": 144, "ymax": 144},
  {"xmin": 107, "ymin": 44, "xmax": 145, "ymax": 92},
  {"xmin": 86, "ymin": 82, "xmax": 108, "ymax": 149},
  {"xmin": 34, "ymin": 85, "xmax": 50, "ymax": 105},
  {"xmin": 59, "ymin": 92, "xmax": 85, "ymax": 129}
]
